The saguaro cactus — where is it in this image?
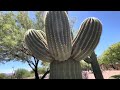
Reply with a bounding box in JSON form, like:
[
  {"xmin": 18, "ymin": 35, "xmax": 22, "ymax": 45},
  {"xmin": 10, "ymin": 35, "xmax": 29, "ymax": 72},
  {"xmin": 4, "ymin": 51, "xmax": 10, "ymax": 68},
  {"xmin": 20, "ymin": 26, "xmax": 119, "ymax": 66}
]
[{"xmin": 24, "ymin": 11, "xmax": 102, "ymax": 79}]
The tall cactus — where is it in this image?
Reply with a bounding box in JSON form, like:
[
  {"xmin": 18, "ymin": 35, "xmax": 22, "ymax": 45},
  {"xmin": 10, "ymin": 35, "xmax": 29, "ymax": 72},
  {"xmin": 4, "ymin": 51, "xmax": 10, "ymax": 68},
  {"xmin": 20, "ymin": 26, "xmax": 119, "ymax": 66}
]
[{"xmin": 24, "ymin": 11, "xmax": 102, "ymax": 79}]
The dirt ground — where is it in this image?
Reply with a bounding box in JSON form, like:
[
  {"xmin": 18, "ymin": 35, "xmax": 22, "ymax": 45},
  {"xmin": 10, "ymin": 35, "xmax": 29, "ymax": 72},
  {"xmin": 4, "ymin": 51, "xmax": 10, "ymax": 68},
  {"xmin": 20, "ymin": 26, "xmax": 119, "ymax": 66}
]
[
  {"xmin": 26, "ymin": 70, "xmax": 120, "ymax": 79},
  {"xmin": 87, "ymin": 70, "xmax": 120, "ymax": 79}
]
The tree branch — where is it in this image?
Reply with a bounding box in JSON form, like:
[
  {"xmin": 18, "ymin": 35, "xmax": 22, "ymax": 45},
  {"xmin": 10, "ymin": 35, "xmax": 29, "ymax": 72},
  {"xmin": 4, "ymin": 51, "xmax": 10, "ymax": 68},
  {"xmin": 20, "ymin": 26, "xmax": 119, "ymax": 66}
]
[
  {"xmin": 33, "ymin": 56, "xmax": 37, "ymax": 64},
  {"xmin": 34, "ymin": 57, "xmax": 39, "ymax": 66},
  {"xmin": 36, "ymin": 60, "xmax": 39, "ymax": 66},
  {"xmin": 41, "ymin": 69, "xmax": 50, "ymax": 79},
  {"xmin": 29, "ymin": 59, "xmax": 36, "ymax": 67},
  {"xmin": 26, "ymin": 60, "xmax": 35, "ymax": 71}
]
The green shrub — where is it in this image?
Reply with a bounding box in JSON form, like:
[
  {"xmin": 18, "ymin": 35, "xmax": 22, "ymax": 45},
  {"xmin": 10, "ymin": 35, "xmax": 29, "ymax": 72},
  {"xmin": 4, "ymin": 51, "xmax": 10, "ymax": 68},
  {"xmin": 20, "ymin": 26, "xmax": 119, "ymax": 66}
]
[
  {"xmin": 0, "ymin": 73, "xmax": 7, "ymax": 79},
  {"xmin": 15, "ymin": 69, "xmax": 31, "ymax": 79},
  {"xmin": 109, "ymin": 75, "xmax": 120, "ymax": 79}
]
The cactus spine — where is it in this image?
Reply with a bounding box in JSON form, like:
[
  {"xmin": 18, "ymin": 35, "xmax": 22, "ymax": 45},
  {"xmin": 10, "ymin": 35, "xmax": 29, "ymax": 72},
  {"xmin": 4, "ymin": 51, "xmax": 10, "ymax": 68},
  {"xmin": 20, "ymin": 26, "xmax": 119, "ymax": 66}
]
[{"xmin": 24, "ymin": 11, "xmax": 102, "ymax": 79}]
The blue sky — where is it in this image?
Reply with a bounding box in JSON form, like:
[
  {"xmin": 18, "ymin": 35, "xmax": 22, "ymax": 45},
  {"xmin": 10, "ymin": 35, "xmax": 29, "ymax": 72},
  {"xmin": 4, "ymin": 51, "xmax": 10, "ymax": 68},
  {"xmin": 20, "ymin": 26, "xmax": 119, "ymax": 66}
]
[{"xmin": 0, "ymin": 11, "xmax": 120, "ymax": 73}]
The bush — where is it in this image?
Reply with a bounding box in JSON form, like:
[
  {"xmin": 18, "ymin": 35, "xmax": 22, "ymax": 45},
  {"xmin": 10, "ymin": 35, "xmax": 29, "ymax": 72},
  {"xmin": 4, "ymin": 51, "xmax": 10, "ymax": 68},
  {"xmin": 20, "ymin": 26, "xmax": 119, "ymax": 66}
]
[
  {"xmin": 0, "ymin": 73, "xmax": 15, "ymax": 79},
  {"xmin": 38, "ymin": 67, "xmax": 46, "ymax": 74},
  {"xmin": 80, "ymin": 60, "xmax": 91, "ymax": 71},
  {"xmin": 15, "ymin": 69, "xmax": 31, "ymax": 79},
  {"xmin": 109, "ymin": 75, "xmax": 120, "ymax": 79},
  {"xmin": 30, "ymin": 67, "xmax": 47, "ymax": 75},
  {"xmin": 0, "ymin": 73, "xmax": 7, "ymax": 79}
]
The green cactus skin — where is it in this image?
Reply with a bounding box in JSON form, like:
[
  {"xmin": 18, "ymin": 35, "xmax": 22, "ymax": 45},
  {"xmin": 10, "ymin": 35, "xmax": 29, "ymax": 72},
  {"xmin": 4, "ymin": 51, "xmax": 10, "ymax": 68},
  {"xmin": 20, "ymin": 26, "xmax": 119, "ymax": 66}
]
[
  {"xmin": 24, "ymin": 29, "xmax": 53, "ymax": 62},
  {"xmin": 50, "ymin": 58, "xmax": 82, "ymax": 79},
  {"xmin": 71, "ymin": 17, "xmax": 102, "ymax": 61},
  {"xmin": 38, "ymin": 30, "xmax": 46, "ymax": 40},
  {"xmin": 45, "ymin": 11, "xmax": 72, "ymax": 61},
  {"xmin": 84, "ymin": 52, "xmax": 104, "ymax": 79}
]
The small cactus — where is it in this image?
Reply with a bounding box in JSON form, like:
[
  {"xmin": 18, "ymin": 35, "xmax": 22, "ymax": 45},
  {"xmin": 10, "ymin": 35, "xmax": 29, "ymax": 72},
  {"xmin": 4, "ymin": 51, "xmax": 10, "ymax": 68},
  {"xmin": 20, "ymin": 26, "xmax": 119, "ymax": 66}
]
[{"xmin": 24, "ymin": 11, "xmax": 102, "ymax": 79}]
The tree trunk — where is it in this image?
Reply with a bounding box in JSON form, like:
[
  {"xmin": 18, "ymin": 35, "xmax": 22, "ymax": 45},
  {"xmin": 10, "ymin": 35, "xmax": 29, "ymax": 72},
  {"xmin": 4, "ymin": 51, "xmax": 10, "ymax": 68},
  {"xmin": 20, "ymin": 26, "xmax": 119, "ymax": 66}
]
[
  {"xmin": 34, "ymin": 67, "xmax": 39, "ymax": 79},
  {"xmin": 41, "ymin": 70, "xmax": 50, "ymax": 79},
  {"xmin": 50, "ymin": 58, "xmax": 82, "ymax": 79}
]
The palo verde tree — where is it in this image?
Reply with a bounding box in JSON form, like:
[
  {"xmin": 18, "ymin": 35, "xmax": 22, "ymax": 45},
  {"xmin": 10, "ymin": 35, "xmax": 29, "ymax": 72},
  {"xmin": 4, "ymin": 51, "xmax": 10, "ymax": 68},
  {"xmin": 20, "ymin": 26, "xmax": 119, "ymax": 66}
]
[
  {"xmin": 100, "ymin": 42, "xmax": 120, "ymax": 65},
  {"xmin": 24, "ymin": 11, "xmax": 102, "ymax": 79},
  {"xmin": 0, "ymin": 11, "xmax": 45, "ymax": 79},
  {"xmin": 0, "ymin": 11, "xmax": 23, "ymax": 62}
]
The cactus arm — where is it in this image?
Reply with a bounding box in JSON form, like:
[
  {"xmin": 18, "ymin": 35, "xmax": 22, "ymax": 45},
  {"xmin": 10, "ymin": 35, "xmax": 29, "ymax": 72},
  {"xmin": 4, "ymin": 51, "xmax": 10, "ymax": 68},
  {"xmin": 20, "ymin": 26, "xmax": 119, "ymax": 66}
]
[
  {"xmin": 45, "ymin": 11, "xmax": 72, "ymax": 61},
  {"xmin": 24, "ymin": 29, "xmax": 53, "ymax": 62},
  {"xmin": 38, "ymin": 30, "xmax": 46, "ymax": 40},
  {"xmin": 71, "ymin": 17, "xmax": 102, "ymax": 61}
]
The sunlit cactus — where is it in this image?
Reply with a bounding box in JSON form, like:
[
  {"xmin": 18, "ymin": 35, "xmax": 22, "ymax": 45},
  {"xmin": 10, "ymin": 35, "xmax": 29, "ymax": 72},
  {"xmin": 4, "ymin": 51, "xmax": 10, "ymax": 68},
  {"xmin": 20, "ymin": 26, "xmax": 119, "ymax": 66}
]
[
  {"xmin": 45, "ymin": 11, "xmax": 72, "ymax": 61},
  {"xmin": 24, "ymin": 11, "xmax": 102, "ymax": 79},
  {"xmin": 24, "ymin": 29, "xmax": 53, "ymax": 62},
  {"xmin": 71, "ymin": 17, "xmax": 102, "ymax": 61}
]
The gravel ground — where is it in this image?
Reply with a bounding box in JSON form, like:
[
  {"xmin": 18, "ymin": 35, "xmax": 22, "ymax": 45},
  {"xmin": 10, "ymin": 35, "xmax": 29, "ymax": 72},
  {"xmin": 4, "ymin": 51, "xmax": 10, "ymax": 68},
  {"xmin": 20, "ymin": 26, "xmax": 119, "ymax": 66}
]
[{"xmin": 87, "ymin": 70, "xmax": 120, "ymax": 79}]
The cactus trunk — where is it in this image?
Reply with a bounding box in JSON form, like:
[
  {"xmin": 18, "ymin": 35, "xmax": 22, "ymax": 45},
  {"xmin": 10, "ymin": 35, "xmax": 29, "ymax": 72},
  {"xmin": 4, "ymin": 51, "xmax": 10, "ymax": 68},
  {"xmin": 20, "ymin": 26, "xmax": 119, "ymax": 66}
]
[{"xmin": 50, "ymin": 58, "xmax": 82, "ymax": 79}]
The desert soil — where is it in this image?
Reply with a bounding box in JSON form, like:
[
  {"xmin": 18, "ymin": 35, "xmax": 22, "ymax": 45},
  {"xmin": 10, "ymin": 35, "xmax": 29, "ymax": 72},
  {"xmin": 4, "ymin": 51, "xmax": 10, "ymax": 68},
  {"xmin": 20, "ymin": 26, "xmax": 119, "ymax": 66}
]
[{"xmin": 87, "ymin": 70, "xmax": 120, "ymax": 79}]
